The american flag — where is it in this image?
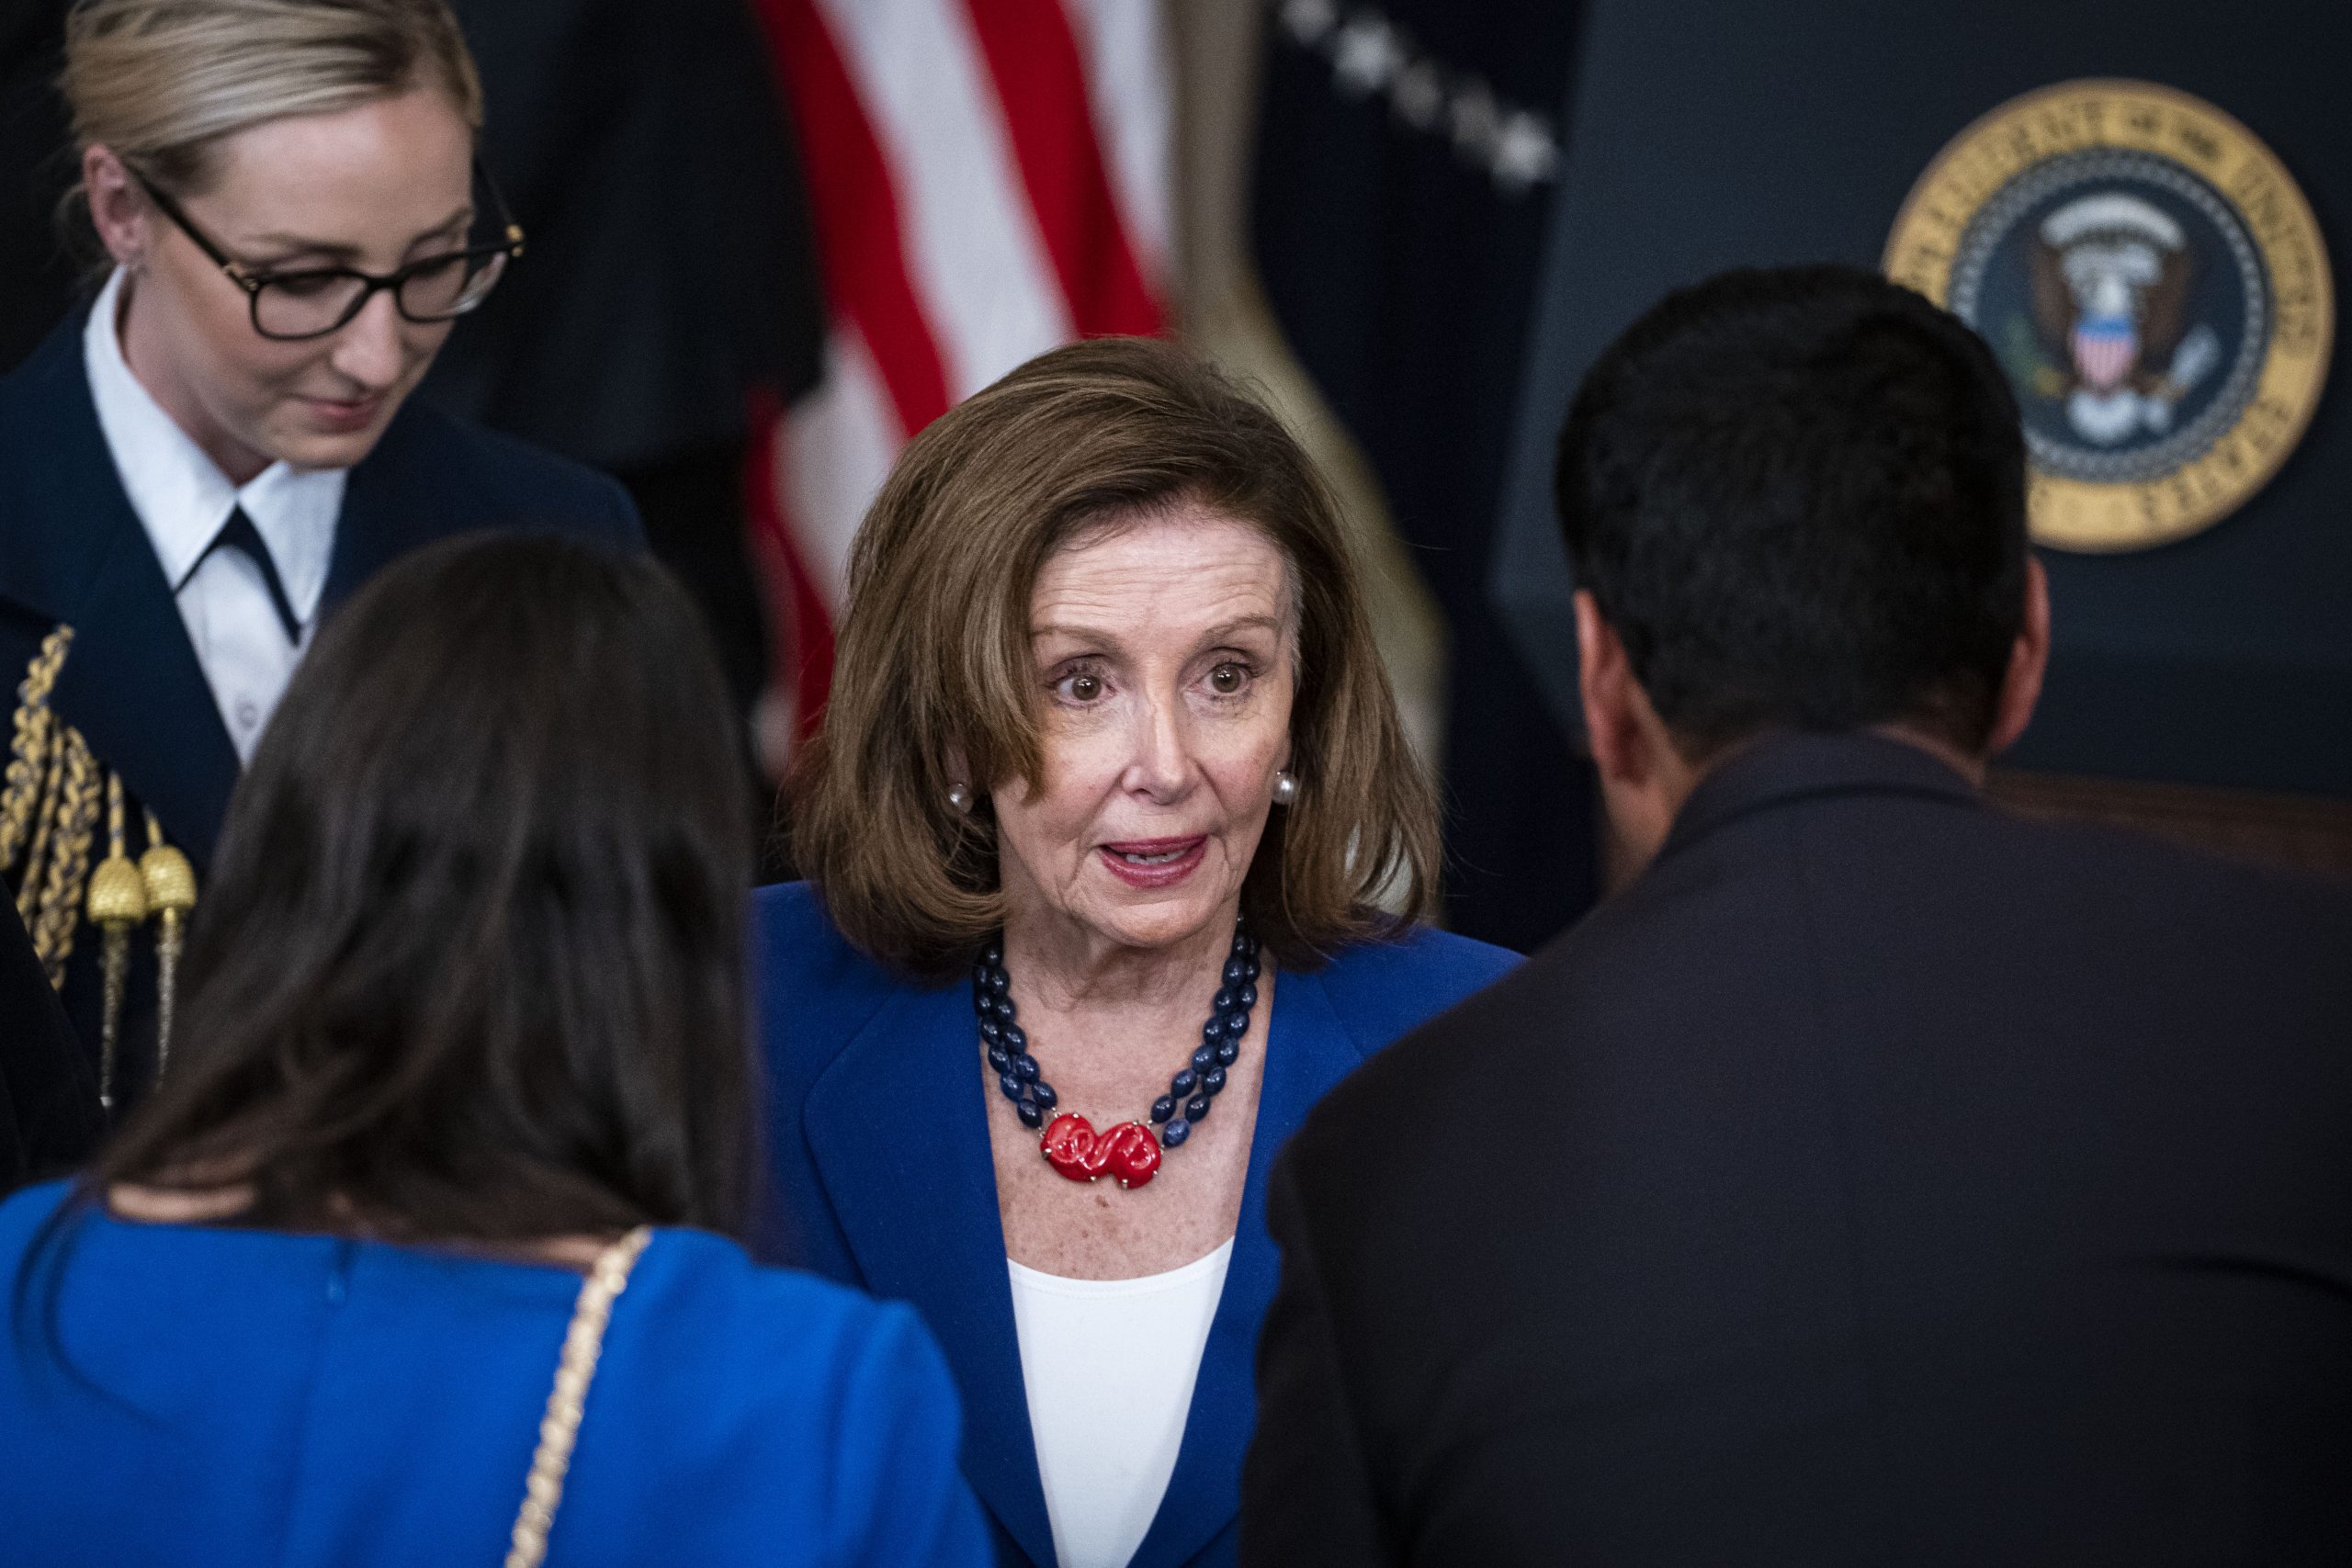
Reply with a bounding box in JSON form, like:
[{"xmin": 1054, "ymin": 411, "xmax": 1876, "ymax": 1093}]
[{"xmin": 747, "ymin": 0, "xmax": 1173, "ymax": 750}]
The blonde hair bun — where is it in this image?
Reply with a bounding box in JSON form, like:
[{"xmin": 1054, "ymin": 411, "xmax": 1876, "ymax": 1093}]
[{"xmin": 63, "ymin": 0, "xmax": 482, "ymax": 197}]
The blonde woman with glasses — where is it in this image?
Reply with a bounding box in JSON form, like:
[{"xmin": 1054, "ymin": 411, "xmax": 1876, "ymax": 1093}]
[{"xmin": 0, "ymin": 0, "xmax": 642, "ymax": 1158}]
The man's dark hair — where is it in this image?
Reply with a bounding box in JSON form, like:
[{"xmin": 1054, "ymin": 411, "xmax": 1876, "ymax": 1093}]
[
  {"xmin": 91, "ymin": 534, "xmax": 759, "ymax": 1245},
  {"xmin": 1554, "ymin": 264, "xmax": 2030, "ymax": 759}
]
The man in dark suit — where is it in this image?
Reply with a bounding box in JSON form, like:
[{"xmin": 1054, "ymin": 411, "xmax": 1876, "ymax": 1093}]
[{"xmin": 1241, "ymin": 265, "xmax": 2352, "ymax": 1564}]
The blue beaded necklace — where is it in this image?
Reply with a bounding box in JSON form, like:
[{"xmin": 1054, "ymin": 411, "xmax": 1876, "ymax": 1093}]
[{"xmin": 976, "ymin": 921, "xmax": 1259, "ymax": 1189}]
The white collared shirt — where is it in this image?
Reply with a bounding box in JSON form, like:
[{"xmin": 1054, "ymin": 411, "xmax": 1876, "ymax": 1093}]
[{"xmin": 83, "ymin": 266, "xmax": 344, "ymax": 763}]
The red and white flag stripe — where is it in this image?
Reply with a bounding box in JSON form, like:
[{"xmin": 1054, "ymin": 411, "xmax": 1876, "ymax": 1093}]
[{"xmin": 749, "ymin": 0, "xmax": 1172, "ymax": 742}]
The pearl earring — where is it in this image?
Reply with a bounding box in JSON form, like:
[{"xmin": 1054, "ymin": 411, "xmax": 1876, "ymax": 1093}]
[
  {"xmin": 946, "ymin": 783, "xmax": 974, "ymax": 814},
  {"xmin": 1271, "ymin": 770, "xmax": 1298, "ymax": 807}
]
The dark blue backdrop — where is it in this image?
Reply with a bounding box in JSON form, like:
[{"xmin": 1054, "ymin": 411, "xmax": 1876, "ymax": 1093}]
[{"xmin": 1491, "ymin": 0, "xmax": 2352, "ymax": 798}]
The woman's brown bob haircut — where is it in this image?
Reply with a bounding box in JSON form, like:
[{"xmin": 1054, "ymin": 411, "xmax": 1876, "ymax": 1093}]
[{"xmin": 794, "ymin": 335, "xmax": 1438, "ymax": 979}]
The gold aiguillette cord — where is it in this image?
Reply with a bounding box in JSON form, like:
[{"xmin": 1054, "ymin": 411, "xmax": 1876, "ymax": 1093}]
[
  {"xmin": 85, "ymin": 774, "xmax": 147, "ymax": 1112},
  {"xmin": 140, "ymin": 808, "xmax": 197, "ymax": 1081}
]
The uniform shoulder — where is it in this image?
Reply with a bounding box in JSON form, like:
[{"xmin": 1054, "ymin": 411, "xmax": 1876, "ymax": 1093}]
[
  {"xmin": 1310, "ymin": 923, "xmax": 1521, "ymax": 1053},
  {"xmin": 0, "ymin": 311, "xmax": 83, "ymax": 411},
  {"xmin": 0, "ymin": 317, "xmax": 104, "ymax": 608},
  {"xmin": 383, "ymin": 400, "xmax": 643, "ymax": 546},
  {"xmin": 0, "ymin": 603, "xmax": 61, "ymax": 671}
]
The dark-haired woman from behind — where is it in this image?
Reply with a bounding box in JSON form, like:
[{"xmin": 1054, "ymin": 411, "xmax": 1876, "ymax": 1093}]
[{"xmin": 0, "ymin": 536, "xmax": 987, "ymax": 1567}]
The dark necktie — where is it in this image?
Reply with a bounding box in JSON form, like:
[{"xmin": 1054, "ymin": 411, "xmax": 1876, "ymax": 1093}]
[{"xmin": 196, "ymin": 506, "xmax": 302, "ymax": 644}]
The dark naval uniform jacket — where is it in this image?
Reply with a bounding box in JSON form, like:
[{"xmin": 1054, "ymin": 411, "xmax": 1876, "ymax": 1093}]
[
  {"xmin": 0, "ymin": 895, "xmax": 87, "ymax": 1191},
  {"xmin": 0, "ymin": 310, "xmax": 644, "ymax": 1166}
]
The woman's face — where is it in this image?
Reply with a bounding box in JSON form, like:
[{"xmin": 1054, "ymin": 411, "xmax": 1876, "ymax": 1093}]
[
  {"xmin": 993, "ymin": 504, "xmax": 1297, "ymax": 956},
  {"xmin": 96, "ymin": 86, "xmax": 475, "ymax": 479}
]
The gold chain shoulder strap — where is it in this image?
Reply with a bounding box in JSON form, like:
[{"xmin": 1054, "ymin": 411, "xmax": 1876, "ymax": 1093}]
[{"xmin": 504, "ymin": 1226, "xmax": 654, "ymax": 1568}]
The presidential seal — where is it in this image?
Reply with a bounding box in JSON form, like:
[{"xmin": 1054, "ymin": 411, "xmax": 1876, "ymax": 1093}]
[{"xmin": 1885, "ymin": 80, "xmax": 2333, "ymax": 551}]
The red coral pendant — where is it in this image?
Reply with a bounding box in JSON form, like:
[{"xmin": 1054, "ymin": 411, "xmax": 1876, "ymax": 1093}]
[{"xmin": 1039, "ymin": 1113, "xmax": 1161, "ymax": 1189}]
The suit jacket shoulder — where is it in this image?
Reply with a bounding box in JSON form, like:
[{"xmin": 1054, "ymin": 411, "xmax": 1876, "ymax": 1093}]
[
  {"xmin": 368, "ymin": 396, "xmax": 643, "ymax": 547},
  {"xmin": 0, "ymin": 898, "xmax": 96, "ymax": 1190}
]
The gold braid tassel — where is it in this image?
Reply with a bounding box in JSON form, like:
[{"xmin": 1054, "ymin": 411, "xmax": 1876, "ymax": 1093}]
[
  {"xmin": 85, "ymin": 773, "xmax": 147, "ymax": 1112},
  {"xmin": 140, "ymin": 808, "xmax": 197, "ymax": 1083},
  {"xmin": 29, "ymin": 729, "xmax": 99, "ymax": 988},
  {"xmin": 1, "ymin": 627, "xmax": 71, "ymax": 874},
  {"xmin": 16, "ymin": 727, "xmax": 64, "ymax": 931}
]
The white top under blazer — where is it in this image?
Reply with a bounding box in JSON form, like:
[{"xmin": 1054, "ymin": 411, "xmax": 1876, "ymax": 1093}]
[{"xmin": 1007, "ymin": 1239, "xmax": 1235, "ymax": 1568}]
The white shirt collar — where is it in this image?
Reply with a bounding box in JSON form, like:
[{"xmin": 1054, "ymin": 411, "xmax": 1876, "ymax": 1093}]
[{"xmin": 83, "ymin": 266, "xmax": 345, "ymax": 624}]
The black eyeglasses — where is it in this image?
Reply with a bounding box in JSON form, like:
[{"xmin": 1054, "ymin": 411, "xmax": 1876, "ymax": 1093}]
[{"xmin": 131, "ymin": 160, "xmax": 525, "ymax": 342}]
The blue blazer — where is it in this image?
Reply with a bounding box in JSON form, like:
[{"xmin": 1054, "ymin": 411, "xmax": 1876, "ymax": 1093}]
[
  {"xmin": 0, "ymin": 310, "xmax": 643, "ymax": 1141},
  {"xmin": 753, "ymin": 881, "xmax": 1519, "ymax": 1568},
  {"xmin": 0, "ymin": 1181, "xmax": 990, "ymax": 1566}
]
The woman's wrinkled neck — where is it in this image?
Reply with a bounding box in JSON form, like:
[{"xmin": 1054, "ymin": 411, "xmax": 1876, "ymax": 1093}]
[{"xmin": 998, "ymin": 893, "xmax": 1245, "ymax": 1017}]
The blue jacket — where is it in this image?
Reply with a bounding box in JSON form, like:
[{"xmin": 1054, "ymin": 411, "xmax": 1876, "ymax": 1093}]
[
  {"xmin": 0, "ymin": 310, "xmax": 643, "ymax": 1149},
  {"xmin": 0, "ymin": 1181, "xmax": 989, "ymax": 1565},
  {"xmin": 753, "ymin": 881, "xmax": 1519, "ymax": 1568}
]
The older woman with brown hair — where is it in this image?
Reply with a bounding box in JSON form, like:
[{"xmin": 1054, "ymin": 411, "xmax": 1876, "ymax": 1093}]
[{"xmin": 758, "ymin": 337, "xmax": 1519, "ymax": 1568}]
